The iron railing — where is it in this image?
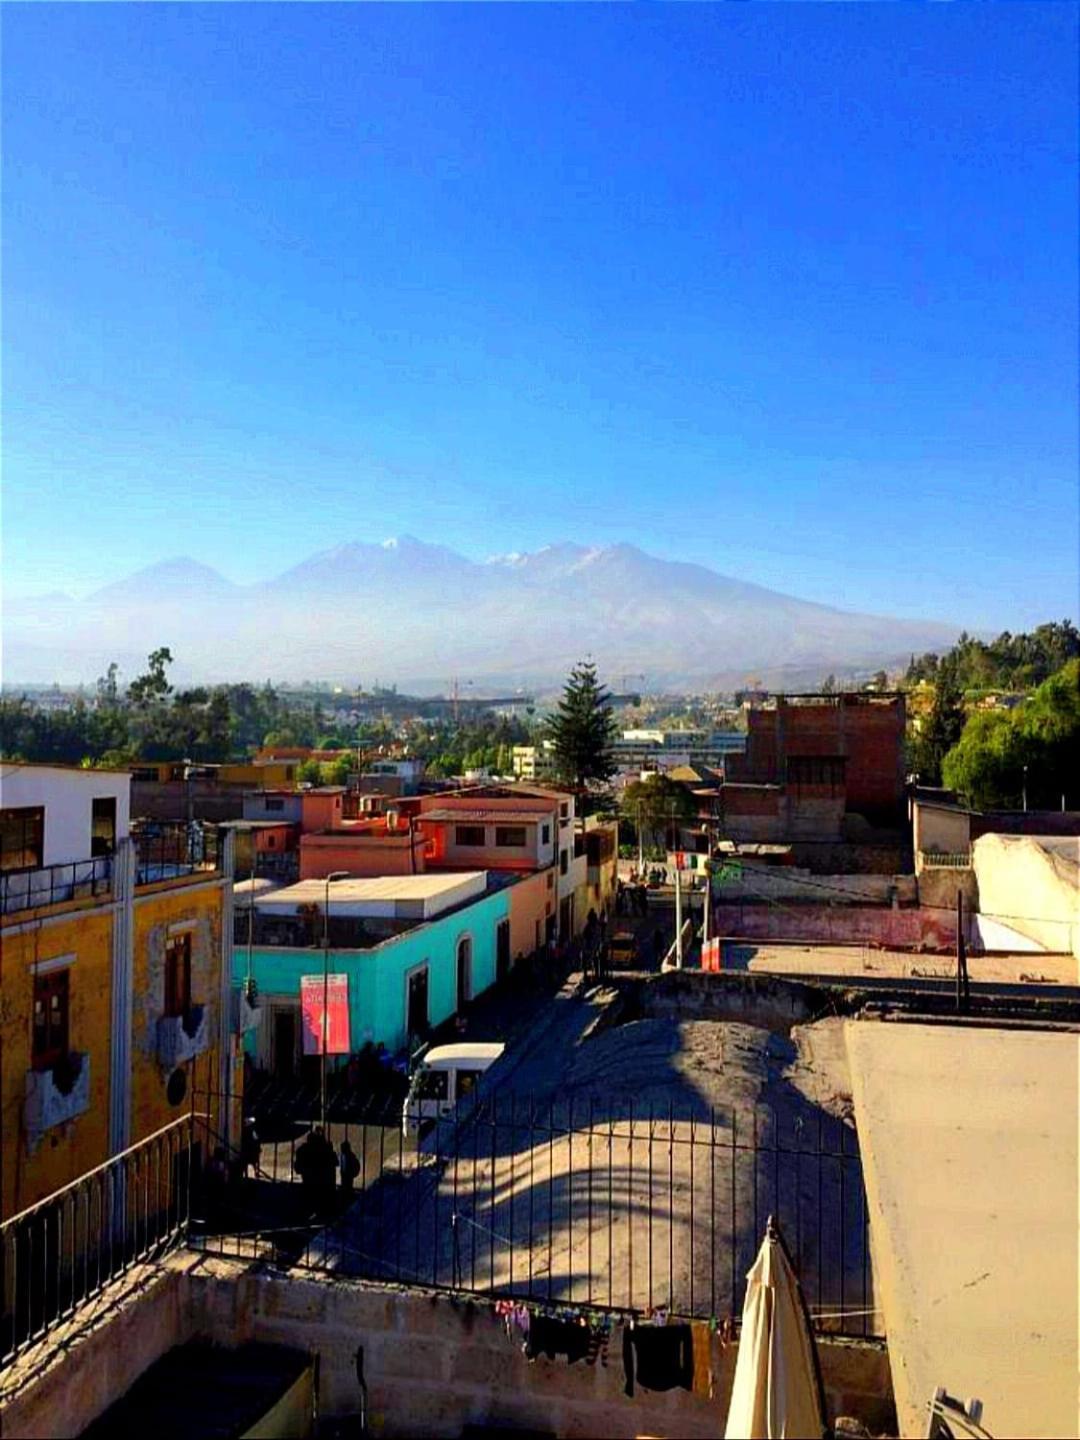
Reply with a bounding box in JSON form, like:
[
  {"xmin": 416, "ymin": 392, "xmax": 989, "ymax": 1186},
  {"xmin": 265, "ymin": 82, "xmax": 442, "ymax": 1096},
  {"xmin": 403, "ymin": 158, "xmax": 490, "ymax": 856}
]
[
  {"xmin": 918, "ymin": 850, "xmax": 972, "ymax": 869},
  {"xmin": 0, "ymin": 856, "xmax": 113, "ymax": 917},
  {"xmin": 133, "ymin": 821, "xmax": 222, "ymax": 886},
  {"xmin": 189, "ymin": 1084, "xmax": 880, "ymax": 1338},
  {"xmin": 0, "ymin": 1116, "xmax": 200, "ymax": 1369}
]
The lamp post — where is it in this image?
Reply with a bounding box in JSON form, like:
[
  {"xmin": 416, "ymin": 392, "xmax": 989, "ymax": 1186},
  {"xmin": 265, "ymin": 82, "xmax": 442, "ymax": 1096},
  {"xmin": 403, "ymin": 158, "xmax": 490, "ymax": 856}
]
[
  {"xmin": 321, "ymin": 871, "xmax": 351, "ymax": 1128},
  {"xmin": 1022, "ymin": 765, "xmax": 1028, "ymax": 814}
]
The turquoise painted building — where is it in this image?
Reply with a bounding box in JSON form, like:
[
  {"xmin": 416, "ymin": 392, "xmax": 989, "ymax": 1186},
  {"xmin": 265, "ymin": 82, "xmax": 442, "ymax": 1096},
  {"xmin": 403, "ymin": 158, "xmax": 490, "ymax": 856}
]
[{"xmin": 234, "ymin": 884, "xmax": 512, "ymax": 1072}]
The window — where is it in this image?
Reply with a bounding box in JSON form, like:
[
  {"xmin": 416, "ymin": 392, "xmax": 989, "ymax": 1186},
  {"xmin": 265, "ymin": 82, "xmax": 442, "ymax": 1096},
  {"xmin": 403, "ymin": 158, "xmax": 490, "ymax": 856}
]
[
  {"xmin": 265, "ymin": 798, "xmax": 284, "ymax": 813},
  {"xmin": 495, "ymin": 826, "xmax": 527, "ymax": 848},
  {"xmin": 91, "ymin": 798, "xmax": 117, "ymax": 857},
  {"xmin": 407, "ymin": 966, "xmax": 429, "ymax": 1037},
  {"xmin": 32, "ymin": 970, "xmax": 69, "ymax": 1070},
  {"xmin": 541, "ymin": 824, "xmax": 551, "ymax": 845},
  {"xmin": 787, "ymin": 756, "xmax": 846, "ymax": 790},
  {"xmin": 546, "ymin": 870, "xmax": 554, "ymax": 890},
  {"xmin": 414, "ymin": 1068, "xmax": 448, "ymax": 1100},
  {"xmin": 457, "ymin": 936, "xmax": 473, "ymax": 1006},
  {"xmin": 559, "ymin": 803, "xmax": 569, "ymax": 821},
  {"xmin": 456, "ymin": 1069, "xmax": 482, "ymax": 1099},
  {"xmin": 560, "ymin": 850, "xmax": 568, "ymax": 876},
  {"xmin": 455, "ymin": 825, "xmax": 486, "ymax": 847},
  {"xmin": 1, "ymin": 807, "xmax": 44, "ymax": 872},
  {"xmin": 164, "ymin": 933, "xmax": 192, "ymax": 1019}
]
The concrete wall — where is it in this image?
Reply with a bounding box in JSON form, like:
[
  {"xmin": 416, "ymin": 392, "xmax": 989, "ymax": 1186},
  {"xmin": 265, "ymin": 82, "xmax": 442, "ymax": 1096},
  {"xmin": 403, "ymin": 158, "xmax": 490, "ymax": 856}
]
[
  {"xmin": 912, "ymin": 802, "xmax": 971, "ymax": 863},
  {"xmin": 1, "ymin": 1263, "xmax": 188, "ymax": 1440},
  {"xmin": 299, "ymin": 829, "xmax": 427, "ymax": 880},
  {"xmin": 916, "ymin": 865, "xmax": 978, "ymax": 913},
  {"xmin": 508, "ymin": 866, "xmax": 552, "ymax": 963},
  {"xmin": 1, "ymin": 764, "xmax": 131, "ymax": 863},
  {"xmin": 713, "ymin": 903, "xmax": 958, "ymax": 951},
  {"xmin": 712, "ymin": 869, "xmax": 916, "ymax": 905},
  {"xmin": 972, "ymin": 833, "xmax": 1079, "ymax": 956},
  {"xmin": 1, "ymin": 1261, "xmax": 895, "ymax": 1440}
]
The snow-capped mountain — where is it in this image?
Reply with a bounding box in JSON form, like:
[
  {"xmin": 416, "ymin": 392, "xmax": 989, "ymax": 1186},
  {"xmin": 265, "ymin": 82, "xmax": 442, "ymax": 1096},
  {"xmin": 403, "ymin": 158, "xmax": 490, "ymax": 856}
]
[{"xmin": 3, "ymin": 538, "xmax": 963, "ymax": 687}]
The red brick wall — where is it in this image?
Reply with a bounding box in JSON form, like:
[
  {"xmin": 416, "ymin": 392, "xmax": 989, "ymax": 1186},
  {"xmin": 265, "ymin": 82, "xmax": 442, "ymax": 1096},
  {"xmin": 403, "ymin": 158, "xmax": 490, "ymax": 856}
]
[{"xmin": 727, "ymin": 696, "xmax": 905, "ymax": 824}]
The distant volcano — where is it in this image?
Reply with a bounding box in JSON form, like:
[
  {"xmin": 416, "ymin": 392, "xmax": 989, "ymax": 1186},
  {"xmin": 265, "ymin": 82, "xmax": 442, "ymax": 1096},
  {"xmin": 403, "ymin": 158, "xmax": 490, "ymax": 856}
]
[{"xmin": 3, "ymin": 538, "xmax": 962, "ymax": 687}]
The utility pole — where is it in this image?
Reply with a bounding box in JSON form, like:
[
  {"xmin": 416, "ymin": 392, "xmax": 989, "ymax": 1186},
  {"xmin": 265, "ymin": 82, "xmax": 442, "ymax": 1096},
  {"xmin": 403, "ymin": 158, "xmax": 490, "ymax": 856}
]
[
  {"xmin": 955, "ymin": 888, "xmax": 969, "ymax": 1014},
  {"xmin": 321, "ymin": 871, "xmax": 350, "ymax": 1128},
  {"xmin": 674, "ymin": 861, "xmax": 683, "ymax": 969}
]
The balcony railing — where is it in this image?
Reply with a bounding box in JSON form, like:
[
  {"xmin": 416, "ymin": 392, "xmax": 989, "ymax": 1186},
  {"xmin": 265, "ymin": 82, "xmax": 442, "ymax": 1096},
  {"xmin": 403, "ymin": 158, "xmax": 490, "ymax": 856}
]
[
  {"xmin": 918, "ymin": 850, "xmax": 972, "ymax": 869},
  {"xmin": 1, "ymin": 857, "xmax": 112, "ymax": 917},
  {"xmin": 1, "ymin": 1115, "xmax": 199, "ymax": 1370},
  {"xmin": 133, "ymin": 822, "xmax": 222, "ymax": 887}
]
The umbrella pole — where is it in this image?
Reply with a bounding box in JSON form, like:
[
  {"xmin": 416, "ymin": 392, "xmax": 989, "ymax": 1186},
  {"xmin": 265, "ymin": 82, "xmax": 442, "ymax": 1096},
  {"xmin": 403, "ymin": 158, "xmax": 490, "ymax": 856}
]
[{"xmin": 768, "ymin": 1215, "xmax": 829, "ymax": 1437}]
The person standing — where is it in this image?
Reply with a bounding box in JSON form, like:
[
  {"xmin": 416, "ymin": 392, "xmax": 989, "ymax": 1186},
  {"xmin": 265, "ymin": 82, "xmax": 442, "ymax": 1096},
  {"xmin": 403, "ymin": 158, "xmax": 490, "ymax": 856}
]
[{"xmin": 339, "ymin": 1138, "xmax": 360, "ymax": 1196}]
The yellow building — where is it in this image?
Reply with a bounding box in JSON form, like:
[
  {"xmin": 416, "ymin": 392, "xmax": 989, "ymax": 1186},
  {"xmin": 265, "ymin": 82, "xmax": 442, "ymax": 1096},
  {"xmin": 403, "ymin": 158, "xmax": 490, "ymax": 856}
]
[{"xmin": 1, "ymin": 764, "xmax": 237, "ymax": 1220}]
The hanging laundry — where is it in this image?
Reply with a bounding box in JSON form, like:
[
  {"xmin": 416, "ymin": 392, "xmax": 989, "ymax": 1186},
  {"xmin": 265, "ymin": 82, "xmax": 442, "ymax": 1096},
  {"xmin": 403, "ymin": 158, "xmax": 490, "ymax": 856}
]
[
  {"xmin": 526, "ymin": 1312, "xmax": 591, "ymax": 1365},
  {"xmin": 690, "ymin": 1321, "xmax": 713, "ymax": 1399},
  {"xmin": 622, "ymin": 1320, "xmax": 694, "ymax": 1397}
]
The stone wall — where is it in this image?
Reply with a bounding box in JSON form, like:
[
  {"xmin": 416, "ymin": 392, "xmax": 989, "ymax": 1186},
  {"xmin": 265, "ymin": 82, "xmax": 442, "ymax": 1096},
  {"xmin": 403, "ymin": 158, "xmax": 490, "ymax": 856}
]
[
  {"xmin": 187, "ymin": 1266, "xmax": 895, "ymax": 1439},
  {"xmin": 3, "ymin": 1258, "xmax": 895, "ymax": 1439}
]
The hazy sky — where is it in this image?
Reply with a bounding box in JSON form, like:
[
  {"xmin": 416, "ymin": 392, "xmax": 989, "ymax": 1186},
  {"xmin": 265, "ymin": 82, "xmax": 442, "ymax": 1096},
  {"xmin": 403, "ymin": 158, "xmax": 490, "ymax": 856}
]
[{"xmin": 4, "ymin": 4, "xmax": 1077, "ymax": 630}]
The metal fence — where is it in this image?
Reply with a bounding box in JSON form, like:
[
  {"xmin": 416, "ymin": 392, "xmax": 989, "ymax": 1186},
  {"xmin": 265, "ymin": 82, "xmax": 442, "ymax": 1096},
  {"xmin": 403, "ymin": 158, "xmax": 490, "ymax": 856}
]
[
  {"xmin": 190, "ymin": 1083, "xmax": 880, "ymax": 1338},
  {"xmin": 132, "ymin": 821, "xmax": 223, "ymax": 885},
  {"xmin": 0, "ymin": 856, "xmax": 112, "ymax": 917},
  {"xmin": 0, "ymin": 1116, "xmax": 200, "ymax": 1370}
]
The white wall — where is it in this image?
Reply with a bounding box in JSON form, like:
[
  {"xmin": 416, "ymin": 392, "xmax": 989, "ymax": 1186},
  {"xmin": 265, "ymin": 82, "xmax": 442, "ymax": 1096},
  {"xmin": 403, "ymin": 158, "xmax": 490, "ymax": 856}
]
[{"xmin": 0, "ymin": 764, "xmax": 131, "ymax": 865}]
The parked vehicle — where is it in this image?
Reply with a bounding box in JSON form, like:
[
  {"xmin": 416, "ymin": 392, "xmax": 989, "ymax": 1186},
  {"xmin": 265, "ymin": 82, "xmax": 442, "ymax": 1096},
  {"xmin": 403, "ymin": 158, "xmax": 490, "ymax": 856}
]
[
  {"xmin": 402, "ymin": 1042, "xmax": 505, "ymax": 1135},
  {"xmin": 608, "ymin": 929, "xmax": 638, "ymax": 969}
]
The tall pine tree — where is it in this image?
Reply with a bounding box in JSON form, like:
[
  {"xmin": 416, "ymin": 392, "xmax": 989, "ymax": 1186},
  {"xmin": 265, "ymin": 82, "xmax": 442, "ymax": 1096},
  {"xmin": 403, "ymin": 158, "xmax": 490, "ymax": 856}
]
[{"xmin": 548, "ymin": 661, "xmax": 616, "ymax": 793}]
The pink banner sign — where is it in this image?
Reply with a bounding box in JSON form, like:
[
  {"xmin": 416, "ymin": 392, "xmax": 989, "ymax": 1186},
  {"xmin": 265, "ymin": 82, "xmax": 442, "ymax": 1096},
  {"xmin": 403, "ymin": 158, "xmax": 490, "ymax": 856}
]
[{"xmin": 300, "ymin": 974, "xmax": 350, "ymax": 1055}]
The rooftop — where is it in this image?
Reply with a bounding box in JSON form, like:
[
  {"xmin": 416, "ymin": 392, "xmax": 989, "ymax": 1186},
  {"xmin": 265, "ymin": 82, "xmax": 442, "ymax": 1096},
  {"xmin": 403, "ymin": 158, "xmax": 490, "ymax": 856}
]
[
  {"xmin": 421, "ymin": 806, "xmax": 550, "ymax": 823},
  {"xmin": 846, "ymin": 1021, "xmax": 1078, "ymax": 1440},
  {"xmin": 253, "ymin": 871, "xmax": 488, "ymax": 920}
]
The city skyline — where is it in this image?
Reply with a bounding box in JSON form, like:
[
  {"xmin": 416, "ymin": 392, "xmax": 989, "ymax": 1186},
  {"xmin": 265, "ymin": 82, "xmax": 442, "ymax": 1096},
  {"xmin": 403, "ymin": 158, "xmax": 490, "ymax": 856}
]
[{"xmin": 3, "ymin": 3, "xmax": 1077, "ymax": 634}]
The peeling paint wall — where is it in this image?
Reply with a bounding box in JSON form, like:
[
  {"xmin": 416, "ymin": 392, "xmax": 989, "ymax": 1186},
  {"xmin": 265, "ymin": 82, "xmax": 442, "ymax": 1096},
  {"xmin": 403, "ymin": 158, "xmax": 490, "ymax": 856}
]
[
  {"xmin": 131, "ymin": 881, "xmax": 228, "ymax": 1141},
  {"xmin": 1, "ymin": 910, "xmax": 115, "ymax": 1218}
]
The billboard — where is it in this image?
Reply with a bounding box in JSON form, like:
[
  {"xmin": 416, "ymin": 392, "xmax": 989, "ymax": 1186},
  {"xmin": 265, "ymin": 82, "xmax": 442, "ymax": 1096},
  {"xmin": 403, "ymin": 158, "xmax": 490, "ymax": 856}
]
[{"xmin": 300, "ymin": 973, "xmax": 350, "ymax": 1056}]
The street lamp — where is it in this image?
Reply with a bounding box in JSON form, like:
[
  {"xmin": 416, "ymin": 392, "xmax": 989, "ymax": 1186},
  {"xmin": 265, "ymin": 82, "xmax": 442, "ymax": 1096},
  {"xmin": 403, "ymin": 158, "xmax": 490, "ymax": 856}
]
[
  {"xmin": 321, "ymin": 871, "xmax": 351, "ymax": 1128},
  {"xmin": 1022, "ymin": 765, "xmax": 1028, "ymax": 814}
]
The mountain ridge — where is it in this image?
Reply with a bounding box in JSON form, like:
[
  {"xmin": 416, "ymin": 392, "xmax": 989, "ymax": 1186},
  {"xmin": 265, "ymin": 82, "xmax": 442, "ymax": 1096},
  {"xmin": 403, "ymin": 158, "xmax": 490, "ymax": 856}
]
[{"xmin": 3, "ymin": 537, "xmax": 965, "ymax": 686}]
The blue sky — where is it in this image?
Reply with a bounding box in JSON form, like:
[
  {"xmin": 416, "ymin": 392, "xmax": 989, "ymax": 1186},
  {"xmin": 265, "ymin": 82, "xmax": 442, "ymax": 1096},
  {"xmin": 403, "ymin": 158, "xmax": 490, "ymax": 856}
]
[{"xmin": 3, "ymin": 3, "xmax": 1077, "ymax": 631}]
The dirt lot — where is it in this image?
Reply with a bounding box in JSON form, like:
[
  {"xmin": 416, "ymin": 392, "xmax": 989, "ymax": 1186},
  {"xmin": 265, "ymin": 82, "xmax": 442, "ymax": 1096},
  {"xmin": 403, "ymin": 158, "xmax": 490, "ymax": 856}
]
[{"xmin": 323, "ymin": 994, "xmax": 875, "ymax": 1332}]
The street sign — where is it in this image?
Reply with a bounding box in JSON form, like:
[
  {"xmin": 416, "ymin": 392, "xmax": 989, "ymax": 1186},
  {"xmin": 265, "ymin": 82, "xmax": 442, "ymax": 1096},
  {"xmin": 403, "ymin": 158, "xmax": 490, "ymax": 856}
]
[{"xmin": 300, "ymin": 973, "xmax": 350, "ymax": 1055}]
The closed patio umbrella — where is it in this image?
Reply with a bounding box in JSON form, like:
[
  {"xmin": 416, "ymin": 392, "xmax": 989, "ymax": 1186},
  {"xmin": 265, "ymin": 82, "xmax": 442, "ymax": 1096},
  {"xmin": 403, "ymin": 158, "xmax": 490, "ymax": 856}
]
[{"xmin": 725, "ymin": 1216, "xmax": 828, "ymax": 1440}]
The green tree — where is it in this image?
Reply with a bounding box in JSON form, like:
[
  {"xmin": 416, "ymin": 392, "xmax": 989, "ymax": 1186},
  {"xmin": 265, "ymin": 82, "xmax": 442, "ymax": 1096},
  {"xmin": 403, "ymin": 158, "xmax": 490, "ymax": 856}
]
[
  {"xmin": 943, "ymin": 659, "xmax": 1080, "ymax": 809},
  {"xmin": 297, "ymin": 758, "xmax": 324, "ymax": 785},
  {"xmin": 548, "ymin": 661, "xmax": 616, "ymax": 793},
  {"xmin": 621, "ymin": 774, "xmax": 696, "ymax": 854},
  {"xmin": 128, "ymin": 647, "xmax": 174, "ymax": 709},
  {"xmin": 911, "ymin": 663, "xmax": 966, "ymax": 784}
]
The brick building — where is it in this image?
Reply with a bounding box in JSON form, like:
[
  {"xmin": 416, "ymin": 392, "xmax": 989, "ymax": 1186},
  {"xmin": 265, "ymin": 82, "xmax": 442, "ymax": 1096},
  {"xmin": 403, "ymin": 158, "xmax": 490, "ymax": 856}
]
[{"xmin": 725, "ymin": 692, "xmax": 906, "ymax": 826}]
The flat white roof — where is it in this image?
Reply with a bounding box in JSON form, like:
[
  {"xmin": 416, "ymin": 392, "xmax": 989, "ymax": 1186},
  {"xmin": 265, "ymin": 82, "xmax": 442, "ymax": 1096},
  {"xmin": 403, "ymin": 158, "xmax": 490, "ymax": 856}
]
[
  {"xmin": 254, "ymin": 872, "xmax": 487, "ymax": 920},
  {"xmin": 233, "ymin": 877, "xmax": 282, "ymax": 906},
  {"xmin": 846, "ymin": 1021, "xmax": 1079, "ymax": 1440},
  {"xmin": 421, "ymin": 1042, "xmax": 505, "ymax": 1067}
]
